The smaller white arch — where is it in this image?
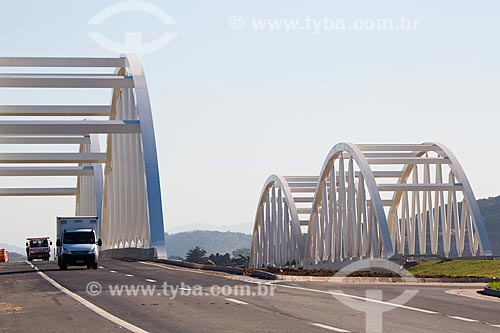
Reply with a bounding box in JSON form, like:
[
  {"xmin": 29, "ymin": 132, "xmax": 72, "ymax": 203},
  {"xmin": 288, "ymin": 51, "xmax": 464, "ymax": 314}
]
[{"xmin": 250, "ymin": 175, "xmax": 307, "ymax": 267}]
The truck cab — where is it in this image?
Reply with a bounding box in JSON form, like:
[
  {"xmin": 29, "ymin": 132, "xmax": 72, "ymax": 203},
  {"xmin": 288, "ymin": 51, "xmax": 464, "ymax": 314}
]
[
  {"xmin": 26, "ymin": 237, "xmax": 51, "ymax": 261},
  {"xmin": 56, "ymin": 217, "xmax": 102, "ymax": 270}
]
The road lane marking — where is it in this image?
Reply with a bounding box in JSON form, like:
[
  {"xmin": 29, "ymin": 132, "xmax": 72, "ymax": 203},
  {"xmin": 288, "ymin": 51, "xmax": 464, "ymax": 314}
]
[
  {"xmin": 448, "ymin": 316, "xmax": 478, "ymax": 323},
  {"xmin": 98, "ymin": 266, "xmax": 104, "ymax": 269},
  {"xmin": 26, "ymin": 262, "xmax": 149, "ymax": 333},
  {"xmin": 278, "ymin": 284, "xmax": 438, "ymax": 314},
  {"xmin": 225, "ymin": 298, "xmax": 248, "ymax": 305},
  {"xmin": 109, "ymin": 270, "xmax": 117, "ymax": 273},
  {"xmin": 489, "ymin": 324, "xmax": 500, "ymax": 328},
  {"xmin": 125, "ymin": 274, "xmax": 134, "ymax": 277},
  {"xmin": 145, "ymin": 279, "xmax": 157, "ymax": 283},
  {"xmin": 310, "ymin": 323, "xmax": 350, "ymax": 332}
]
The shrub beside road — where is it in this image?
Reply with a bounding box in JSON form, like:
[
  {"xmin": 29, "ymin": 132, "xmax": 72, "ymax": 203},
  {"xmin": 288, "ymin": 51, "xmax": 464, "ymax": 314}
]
[{"xmin": 487, "ymin": 281, "xmax": 500, "ymax": 290}]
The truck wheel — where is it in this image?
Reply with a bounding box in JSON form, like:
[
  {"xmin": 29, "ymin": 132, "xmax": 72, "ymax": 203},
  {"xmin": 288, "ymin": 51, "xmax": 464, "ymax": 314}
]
[
  {"xmin": 60, "ymin": 263, "xmax": 67, "ymax": 270},
  {"xmin": 86, "ymin": 265, "xmax": 91, "ymax": 269},
  {"xmin": 92, "ymin": 263, "xmax": 98, "ymax": 270}
]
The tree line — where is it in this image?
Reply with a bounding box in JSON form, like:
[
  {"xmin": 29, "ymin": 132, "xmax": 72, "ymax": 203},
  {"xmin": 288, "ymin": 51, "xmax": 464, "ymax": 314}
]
[{"xmin": 184, "ymin": 246, "xmax": 250, "ymax": 267}]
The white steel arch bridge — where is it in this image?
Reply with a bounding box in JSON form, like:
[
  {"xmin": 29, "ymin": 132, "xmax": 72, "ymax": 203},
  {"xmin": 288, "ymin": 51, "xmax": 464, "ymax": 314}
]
[
  {"xmin": 250, "ymin": 142, "xmax": 492, "ymax": 268},
  {"xmin": 0, "ymin": 55, "xmax": 166, "ymax": 257}
]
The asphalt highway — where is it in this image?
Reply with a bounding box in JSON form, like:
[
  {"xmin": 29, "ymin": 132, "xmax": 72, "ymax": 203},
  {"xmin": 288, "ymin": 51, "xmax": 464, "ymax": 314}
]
[{"xmin": 0, "ymin": 259, "xmax": 499, "ymax": 332}]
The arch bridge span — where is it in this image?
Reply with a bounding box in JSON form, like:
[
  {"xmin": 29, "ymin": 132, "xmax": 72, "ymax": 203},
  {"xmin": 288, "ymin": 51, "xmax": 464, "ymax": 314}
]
[
  {"xmin": 250, "ymin": 142, "xmax": 491, "ymax": 268},
  {"xmin": 0, "ymin": 55, "xmax": 166, "ymax": 258}
]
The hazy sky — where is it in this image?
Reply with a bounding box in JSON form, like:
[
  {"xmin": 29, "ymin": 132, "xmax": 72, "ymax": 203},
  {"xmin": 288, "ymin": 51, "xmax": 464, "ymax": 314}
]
[{"xmin": 1, "ymin": 1, "xmax": 499, "ymax": 247}]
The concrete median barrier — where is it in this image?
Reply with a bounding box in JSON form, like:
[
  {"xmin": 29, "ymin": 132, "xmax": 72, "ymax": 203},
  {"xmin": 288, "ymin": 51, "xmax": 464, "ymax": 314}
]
[
  {"xmin": 250, "ymin": 269, "xmax": 278, "ymax": 280},
  {"xmin": 100, "ymin": 248, "xmax": 156, "ymax": 261},
  {"xmin": 153, "ymin": 259, "xmax": 245, "ymax": 275}
]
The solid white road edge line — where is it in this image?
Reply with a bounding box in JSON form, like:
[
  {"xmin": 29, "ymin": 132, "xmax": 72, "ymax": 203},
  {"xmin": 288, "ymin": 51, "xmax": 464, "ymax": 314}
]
[
  {"xmin": 27, "ymin": 262, "xmax": 149, "ymax": 333},
  {"xmin": 225, "ymin": 298, "xmax": 248, "ymax": 305},
  {"xmin": 310, "ymin": 322, "xmax": 351, "ymax": 332}
]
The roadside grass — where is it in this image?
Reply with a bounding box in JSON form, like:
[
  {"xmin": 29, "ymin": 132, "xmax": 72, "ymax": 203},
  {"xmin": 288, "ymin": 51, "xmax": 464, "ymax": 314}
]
[
  {"xmin": 487, "ymin": 281, "xmax": 500, "ymax": 290},
  {"xmin": 408, "ymin": 260, "xmax": 500, "ymax": 278}
]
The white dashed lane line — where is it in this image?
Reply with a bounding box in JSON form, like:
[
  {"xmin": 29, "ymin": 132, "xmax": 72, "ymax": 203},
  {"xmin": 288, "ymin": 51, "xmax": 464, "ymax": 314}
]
[
  {"xmin": 448, "ymin": 316, "xmax": 479, "ymax": 323},
  {"xmin": 145, "ymin": 279, "xmax": 157, "ymax": 283},
  {"xmin": 125, "ymin": 274, "xmax": 134, "ymax": 277},
  {"xmin": 225, "ymin": 298, "xmax": 248, "ymax": 305},
  {"xmin": 310, "ymin": 323, "xmax": 351, "ymax": 332},
  {"xmin": 109, "ymin": 270, "xmax": 117, "ymax": 273},
  {"xmin": 98, "ymin": 266, "xmax": 104, "ymax": 269}
]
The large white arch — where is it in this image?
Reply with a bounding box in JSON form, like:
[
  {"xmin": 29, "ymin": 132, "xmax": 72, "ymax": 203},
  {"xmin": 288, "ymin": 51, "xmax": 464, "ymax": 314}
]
[{"xmin": 0, "ymin": 55, "xmax": 166, "ymax": 257}]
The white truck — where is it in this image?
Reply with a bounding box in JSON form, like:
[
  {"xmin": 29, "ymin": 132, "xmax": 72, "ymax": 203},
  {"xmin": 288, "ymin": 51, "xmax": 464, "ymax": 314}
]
[{"xmin": 56, "ymin": 216, "xmax": 102, "ymax": 270}]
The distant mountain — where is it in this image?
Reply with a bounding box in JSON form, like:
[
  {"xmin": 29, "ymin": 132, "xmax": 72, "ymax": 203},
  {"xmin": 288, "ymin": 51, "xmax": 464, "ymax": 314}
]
[
  {"xmin": 7, "ymin": 252, "xmax": 26, "ymax": 262},
  {"xmin": 167, "ymin": 222, "xmax": 253, "ymax": 235},
  {"xmin": 478, "ymin": 196, "xmax": 500, "ymax": 230},
  {"xmin": 0, "ymin": 243, "xmax": 25, "ymax": 255},
  {"xmin": 165, "ymin": 231, "xmax": 252, "ymax": 258},
  {"xmin": 478, "ymin": 195, "xmax": 500, "ymax": 255}
]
